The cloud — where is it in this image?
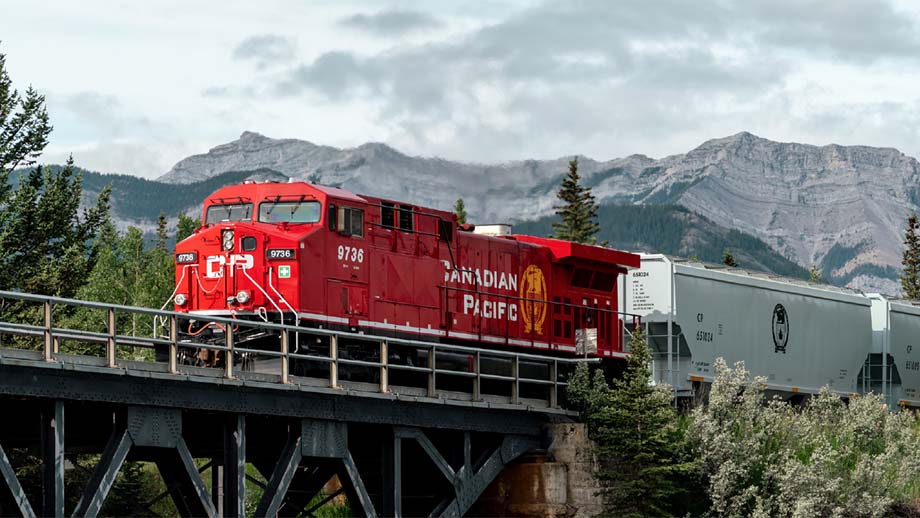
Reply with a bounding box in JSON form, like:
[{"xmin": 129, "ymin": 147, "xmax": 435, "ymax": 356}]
[
  {"xmin": 196, "ymin": 1, "xmax": 920, "ymax": 166},
  {"xmin": 232, "ymin": 34, "xmax": 296, "ymax": 69},
  {"xmin": 41, "ymin": 91, "xmax": 196, "ymax": 178},
  {"xmin": 338, "ymin": 10, "xmax": 442, "ymax": 36}
]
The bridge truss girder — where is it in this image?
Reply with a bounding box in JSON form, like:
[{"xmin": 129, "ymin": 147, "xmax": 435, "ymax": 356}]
[{"xmin": 0, "ymin": 396, "xmax": 541, "ymax": 518}]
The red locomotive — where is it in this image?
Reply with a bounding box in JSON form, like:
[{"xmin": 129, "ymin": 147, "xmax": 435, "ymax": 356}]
[{"xmin": 172, "ymin": 180, "xmax": 639, "ymax": 363}]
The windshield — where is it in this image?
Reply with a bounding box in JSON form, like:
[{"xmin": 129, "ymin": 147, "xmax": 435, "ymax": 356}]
[
  {"xmin": 259, "ymin": 201, "xmax": 321, "ymax": 224},
  {"xmin": 205, "ymin": 203, "xmax": 253, "ymax": 224}
]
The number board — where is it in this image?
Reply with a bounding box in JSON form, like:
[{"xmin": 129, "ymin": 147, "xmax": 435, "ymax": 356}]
[
  {"xmin": 175, "ymin": 252, "xmax": 197, "ymax": 264},
  {"xmin": 267, "ymin": 248, "xmax": 295, "ymax": 260}
]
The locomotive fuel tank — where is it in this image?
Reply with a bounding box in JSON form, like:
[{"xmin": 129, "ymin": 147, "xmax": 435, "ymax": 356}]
[{"xmin": 627, "ymin": 254, "xmax": 873, "ymax": 400}]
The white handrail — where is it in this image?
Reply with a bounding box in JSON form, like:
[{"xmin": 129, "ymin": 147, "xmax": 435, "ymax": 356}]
[
  {"xmin": 239, "ymin": 266, "xmax": 285, "ymax": 325},
  {"xmin": 268, "ymin": 267, "xmax": 299, "ymax": 326}
]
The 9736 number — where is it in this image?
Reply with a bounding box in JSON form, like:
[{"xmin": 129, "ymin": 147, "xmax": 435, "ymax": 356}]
[{"xmin": 337, "ymin": 245, "xmax": 365, "ymax": 263}]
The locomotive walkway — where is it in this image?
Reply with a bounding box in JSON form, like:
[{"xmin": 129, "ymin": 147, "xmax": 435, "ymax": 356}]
[{"xmin": 0, "ymin": 291, "xmax": 580, "ymax": 517}]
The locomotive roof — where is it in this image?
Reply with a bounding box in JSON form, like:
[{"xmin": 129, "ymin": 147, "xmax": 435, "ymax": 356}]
[
  {"xmin": 207, "ymin": 181, "xmax": 367, "ymax": 204},
  {"xmin": 514, "ymin": 235, "xmax": 641, "ymax": 269}
]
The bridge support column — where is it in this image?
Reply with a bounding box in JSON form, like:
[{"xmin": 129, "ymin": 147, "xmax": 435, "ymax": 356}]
[
  {"xmin": 41, "ymin": 400, "xmax": 65, "ymax": 518},
  {"xmin": 222, "ymin": 414, "xmax": 246, "ymax": 518}
]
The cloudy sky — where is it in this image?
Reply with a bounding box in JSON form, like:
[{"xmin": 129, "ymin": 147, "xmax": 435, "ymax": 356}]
[{"xmin": 3, "ymin": 0, "xmax": 920, "ymax": 178}]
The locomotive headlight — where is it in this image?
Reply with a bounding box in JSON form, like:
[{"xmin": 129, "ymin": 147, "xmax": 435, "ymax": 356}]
[
  {"xmin": 175, "ymin": 294, "xmax": 188, "ymax": 306},
  {"xmin": 236, "ymin": 290, "xmax": 251, "ymax": 304},
  {"xmin": 222, "ymin": 229, "xmax": 234, "ymax": 251}
]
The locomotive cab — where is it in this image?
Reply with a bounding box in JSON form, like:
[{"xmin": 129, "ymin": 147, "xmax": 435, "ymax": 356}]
[{"xmin": 174, "ymin": 182, "xmax": 336, "ymax": 323}]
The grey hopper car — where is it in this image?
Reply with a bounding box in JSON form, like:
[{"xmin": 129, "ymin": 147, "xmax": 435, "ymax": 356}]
[
  {"xmin": 625, "ymin": 254, "xmax": 873, "ymax": 401},
  {"xmin": 868, "ymin": 295, "xmax": 920, "ymax": 408}
]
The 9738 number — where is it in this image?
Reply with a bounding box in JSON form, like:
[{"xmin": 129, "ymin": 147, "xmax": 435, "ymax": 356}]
[{"xmin": 337, "ymin": 245, "xmax": 365, "ymax": 263}]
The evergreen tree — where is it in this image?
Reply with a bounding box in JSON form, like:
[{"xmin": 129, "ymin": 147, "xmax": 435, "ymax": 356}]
[
  {"xmin": 902, "ymin": 212, "xmax": 920, "ymax": 300},
  {"xmin": 722, "ymin": 248, "xmax": 738, "ymax": 267},
  {"xmin": 551, "ymin": 157, "xmax": 601, "ymax": 244},
  {"xmin": 176, "ymin": 213, "xmax": 201, "ymax": 242},
  {"xmin": 809, "ymin": 263, "xmax": 822, "ymax": 283},
  {"xmin": 586, "ymin": 328, "xmax": 699, "ymax": 517},
  {"xmin": 0, "ymin": 48, "xmax": 52, "ymax": 176},
  {"xmin": 0, "ymin": 158, "xmax": 110, "ymax": 295},
  {"xmin": 454, "ymin": 197, "xmax": 467, "ymax": 224}
]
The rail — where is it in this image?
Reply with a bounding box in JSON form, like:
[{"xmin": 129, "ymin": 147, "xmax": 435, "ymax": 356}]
[{"xmin": 0, "ymin": 290, "xmax": 598, "ymax": 411}]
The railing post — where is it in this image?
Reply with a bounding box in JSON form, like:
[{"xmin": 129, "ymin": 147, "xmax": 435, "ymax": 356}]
[
  {"xmin": 550, "ymin": 360, "xmax": 558, "ymax": 408},
  {"xmin": 168, "ymin": 315, "xmax": 178, "ymax": 375},
  {"xmin": 511, "ymin": 355, "xmax": 520, "ymax": 405},
  {"xmin": 473, "ymin": 351, "xmax": 481, "ymax": 402},
  {"xmin": 224, "ymin": 325, "xmax": 234, "ymax": 379},
  {"xmin": 43, "ymin": 300, "xmax": 53, "ymax": 361},
  {"xmin": 280, "ymin": 330, "xmax": 290, "ymax": 384},
  {"xmin": 427, "ymin": 346, "xmax": 437, "ymax": 398},
  {"xmin": 106, "ymin": 307, "xmax": 117, "ymax": 368},
  {"xmin": 379, "ymin": 341, "xmax": 388, "ymax": 393},
  {"xmin": 329, "ymin": 335, "xmax": 338, "ymax": 389}
]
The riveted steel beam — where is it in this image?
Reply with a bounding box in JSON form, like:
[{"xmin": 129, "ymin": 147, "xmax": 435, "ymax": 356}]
[
  {"xmin": 0, "ymin": 441, "xmax": 36, "ymax": 518},
  {"xmin": 71, "ymin": 427, "xmax": 133, "ymax": 518},
  {"xmin": 254, "ymin": 432, "xmax": 303, "ymax": 518},
  {"xmin": 438, "ymin": 435, "xmax": 540, "ymax": 517},
  {"xmin": 338, "ymin": 450, "xmax": 377, "ymax": 518},
  {"xmin": 222, "ymin": 415, "xmax": 246, "ymax": 518},
  {"xmin": 41, "ymin": 400, "xmax": 65, "ymax": 518}
]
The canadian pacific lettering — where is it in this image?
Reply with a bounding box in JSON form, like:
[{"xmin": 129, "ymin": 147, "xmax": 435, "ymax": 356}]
[{"xmin": 443, "ymin": 261, "xmax": 520, "ymax": 322}]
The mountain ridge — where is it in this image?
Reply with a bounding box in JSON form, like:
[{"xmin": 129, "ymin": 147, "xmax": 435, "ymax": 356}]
[{"xmin": 57, "ymin": 130, "xmax": 920, "ymax": 294}]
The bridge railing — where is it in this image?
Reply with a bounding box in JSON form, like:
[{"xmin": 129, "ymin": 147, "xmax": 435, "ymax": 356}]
[{"xmin": 0, "ymin": 290, "xmax": 595, "ymax": 410}]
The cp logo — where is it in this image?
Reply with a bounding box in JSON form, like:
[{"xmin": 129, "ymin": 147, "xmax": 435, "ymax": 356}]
[{"xmin": 205, "ymin": 254, "xmax": 253, "ymax": 278}]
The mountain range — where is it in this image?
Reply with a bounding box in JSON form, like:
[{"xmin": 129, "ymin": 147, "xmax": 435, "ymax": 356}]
[
  {"xmin": 154, "ymin": 130, "xmax": 916, "ymax": 293},
  {"xmin": 36, "ymin": 130, "xmax": 916, "ymax": 294}
]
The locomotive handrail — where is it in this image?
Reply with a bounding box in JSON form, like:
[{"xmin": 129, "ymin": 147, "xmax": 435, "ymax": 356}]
[{"xmin": 0, "ymin": 289, "xmax": 586, "ymax": 410}]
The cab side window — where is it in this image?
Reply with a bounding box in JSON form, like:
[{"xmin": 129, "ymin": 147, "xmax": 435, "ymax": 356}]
[{"xmin": 337, "ymin": 206, "xmax": 364, "ymax": 237}]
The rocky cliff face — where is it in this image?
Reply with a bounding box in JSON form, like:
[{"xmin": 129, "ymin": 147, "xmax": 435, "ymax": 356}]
[{"xmin": 158, "ymin": 131, "xmax": 920, "ymax": 293}]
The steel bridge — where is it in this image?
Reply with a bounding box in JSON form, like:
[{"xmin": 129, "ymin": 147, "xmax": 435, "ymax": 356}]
[{"xmin": 0, "ymin": 291, "xmax": 581, "ymax": 517}]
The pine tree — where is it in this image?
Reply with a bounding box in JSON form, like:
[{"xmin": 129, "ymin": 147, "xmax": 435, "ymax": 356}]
[
  {"xmin": 552, "ymin": 157, "xmax": 601, "ymax": 244},
  {"xmin": 587, "ymin": 328, "xmax": 699, "ymax": 517},
  {"xmin": 0, "ymin": 48, "xmax": 52, "ymax": 176},
  {"xmin": 176, "ymin": 213, "xmax": 201, "ymax": 242},
  {"xmin": 454, "ymin": 197, "xmax": 467, "ymax": 224},
  {"xmin": 722, "ymin": 248, "xmax": 738, "ymax": 267},
  {"xmin": 809, "ymin": 264, "xmax": 822, "ymax": 283},
  {"xmin": 902, "ymin": 213, "xmax": 920, "ymax": 299},
  {"xmin": 0, "ymin": 158, "xmax": 110, "ymax": 295}
]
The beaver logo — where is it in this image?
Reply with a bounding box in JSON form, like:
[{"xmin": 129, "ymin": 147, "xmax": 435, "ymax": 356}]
[
  {"xmin": 520, "ymin": 265, "xmax": 548, "ymax": 335},
  {"xmin": 772, "ymin": 304, "xmax": 789, "ymax": 353}
]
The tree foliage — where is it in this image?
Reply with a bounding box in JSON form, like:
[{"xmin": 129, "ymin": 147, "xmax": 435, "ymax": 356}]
[
  {"xmin": 176, "ymin": 213, "xmax": 201, "ymax": 242},
  {"xmin": 901, "ymin": 212, "xmax": 920, "ymax": 299},
  {"xmin": 454, "ymin": 197, "xmax": 467, "ymax": 224},
  {"xmin": 809, "ymin": 263, "xmax": 822, "ymax": 283},
  {"xmin": 692, "ymin": 359, "xmax": 920, "ymax": 517},
  {"xmin": 0, "ymin": 48, "xmax": 52, "ymax": 175},
  {"xmin": 722, "ymin": 248, "xmax": 738, "ymax": 267},
  {"xmin": 0, "ymin": 159, "xmax": 110, "ymax": 298},
  {"xmin": 568, "ymin": 329, "xmax": 703, "ymax": 517},
  {"xmin": 552, "ymin": 157, "xmax": 602, "ymax": 244}
]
